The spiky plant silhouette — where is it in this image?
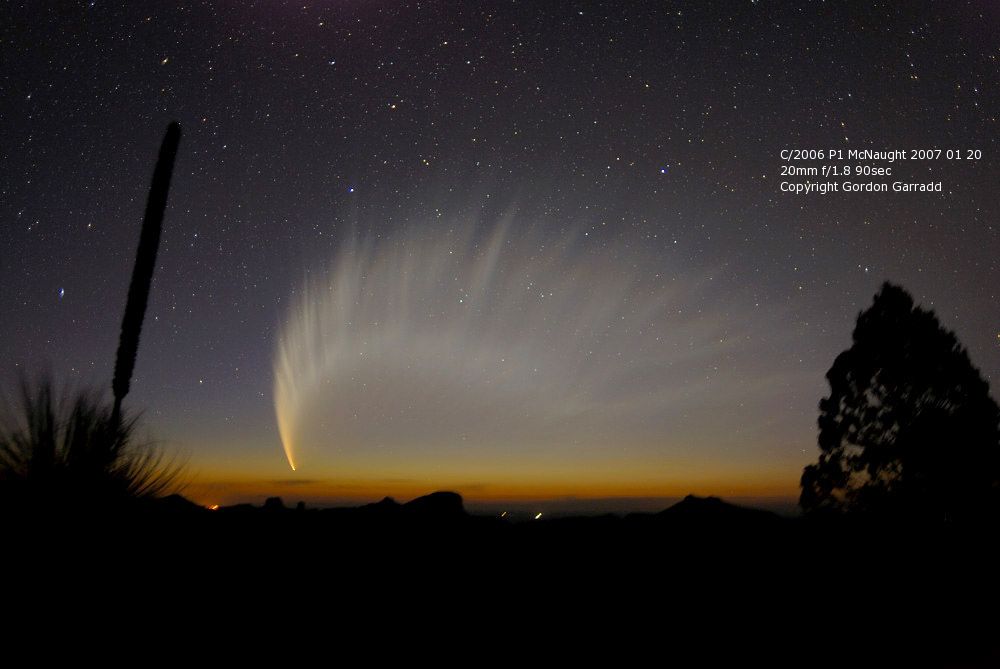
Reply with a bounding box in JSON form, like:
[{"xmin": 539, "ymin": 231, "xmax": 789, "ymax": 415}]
[
  {"xmin": 0, "ymin": 123, "xmax": 184, "ymax": 511},
  {"xmin": 112, "ymin": 121, "xmax": 181, "ymax": 426},
  {"xmin": 0, "ymin": 379, "xmax": 184, "ymax": 509}
]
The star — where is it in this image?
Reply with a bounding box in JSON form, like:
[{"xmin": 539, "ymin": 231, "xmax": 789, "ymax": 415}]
[{"xmin": 2, "ymin": 0, "xmax": 996, "ymax": 512}]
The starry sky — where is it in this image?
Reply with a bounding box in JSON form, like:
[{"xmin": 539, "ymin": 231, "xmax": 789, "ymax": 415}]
[{"xmin": 1, "ymin": 1, "xmax": 998, "ymax": 512}]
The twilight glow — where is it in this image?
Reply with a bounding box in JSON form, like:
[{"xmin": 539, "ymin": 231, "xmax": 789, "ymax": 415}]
[{"xmin": 272, "ymin": 212, "xmax": 807, "ymax": 493}]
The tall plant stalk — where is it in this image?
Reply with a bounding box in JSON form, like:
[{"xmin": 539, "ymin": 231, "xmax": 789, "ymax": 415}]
[{"xmin": 111, "ymin": 122, "xmax": 182, "ymax": 426}]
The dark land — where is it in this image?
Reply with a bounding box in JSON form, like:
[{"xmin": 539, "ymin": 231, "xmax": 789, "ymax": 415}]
[{"xmin": 4, "ymin": 490, "xmax": 997, "ymax": 665}]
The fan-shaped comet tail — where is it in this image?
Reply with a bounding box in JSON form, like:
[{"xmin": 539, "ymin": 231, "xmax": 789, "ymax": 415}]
[{"xmin": 272, "ymin": 215, "xmax": 727, "ymax": 475}]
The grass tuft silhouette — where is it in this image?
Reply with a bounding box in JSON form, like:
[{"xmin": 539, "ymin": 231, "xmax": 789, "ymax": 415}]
[{"xmin": 0, "ymin": 378, "xmax": 184, "ymax": 512}]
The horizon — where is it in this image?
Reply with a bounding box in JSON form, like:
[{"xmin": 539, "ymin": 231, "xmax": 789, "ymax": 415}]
[{"xmin": 180, "ymin": 475, "xmax": 802, "ymax": 517}]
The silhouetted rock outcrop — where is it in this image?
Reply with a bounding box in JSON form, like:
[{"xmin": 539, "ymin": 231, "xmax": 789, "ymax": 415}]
[
  {"xmin": 359, "ymin": 496, "xmax": 402, "ymax": 514},
  {"xmin": 658, "ymin": 495, "xmax": 779, "ymax": 524},
  {"xmin": 403, "ymin": 491, "xmax": 466, "ymax": 518},
  {"xmin": 263, "ymin": 496, "xmax": 286, "ymax": 512}
]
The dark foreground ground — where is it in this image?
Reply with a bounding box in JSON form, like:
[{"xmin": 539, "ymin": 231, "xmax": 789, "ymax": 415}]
[{"xmin": 3, "ymin": 492, "xmax": 998, "ymax": 665}]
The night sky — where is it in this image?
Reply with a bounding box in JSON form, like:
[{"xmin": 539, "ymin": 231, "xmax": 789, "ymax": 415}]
[{"xmin": 2, "ymin": 1, "xmax": 998, "ymax": 512}]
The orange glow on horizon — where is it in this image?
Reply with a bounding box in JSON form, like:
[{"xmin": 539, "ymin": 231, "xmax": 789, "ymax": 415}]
[{"xmin": 181, "ymin": 469, "xmax": 800, "ymax": 510}]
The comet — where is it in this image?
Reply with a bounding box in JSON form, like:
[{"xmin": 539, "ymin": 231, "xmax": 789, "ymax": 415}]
[{"xmin": 272, "ymin": 212, "xmax": 738, "ymax": 475}]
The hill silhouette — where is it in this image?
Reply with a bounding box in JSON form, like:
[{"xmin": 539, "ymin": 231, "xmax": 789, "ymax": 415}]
[
  {"xmin": 200, "ymin": 491, "xmax": 775, "ymax": 527},
  {"xmin": 656, "ymin": 494, "xmax": 781, "ymax": 524}
]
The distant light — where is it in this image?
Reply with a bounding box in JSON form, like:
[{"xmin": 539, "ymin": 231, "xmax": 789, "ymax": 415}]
[
  {"xmin": 500, "ymin": 511, "xmax": 507, "ymax": 518},
  {"xmin": 348, "ymin": 187, "xmax": 355, "ymax": 193},
  {"xmin": 660, "ymin": 167, "xmax": 668, "ymax": 174},
  {"xmin": 58, "ymin": 287, "xmax": 65, "ymax": 299},
  {"xmin": 534, "ymin": 512, "xmax": 543, "ymax": 520},
  {"xmin": 208, "ymin": 504, "xmax": 219, "ymax": 511}
]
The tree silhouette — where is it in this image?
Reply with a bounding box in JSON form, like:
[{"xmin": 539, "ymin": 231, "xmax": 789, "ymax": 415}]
[{"xmin": 800, "ymin": 282, "xmax": 1000, "ymax": 520}]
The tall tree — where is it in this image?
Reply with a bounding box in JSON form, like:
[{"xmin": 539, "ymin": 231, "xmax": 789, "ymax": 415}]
[
  {"xmin": 801, "ymin": 282, "xmax": 1000, "ymax": 520},
  {"xmin": 111, "ymin": 122, "xmax": 182, "ymax": 425}
]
